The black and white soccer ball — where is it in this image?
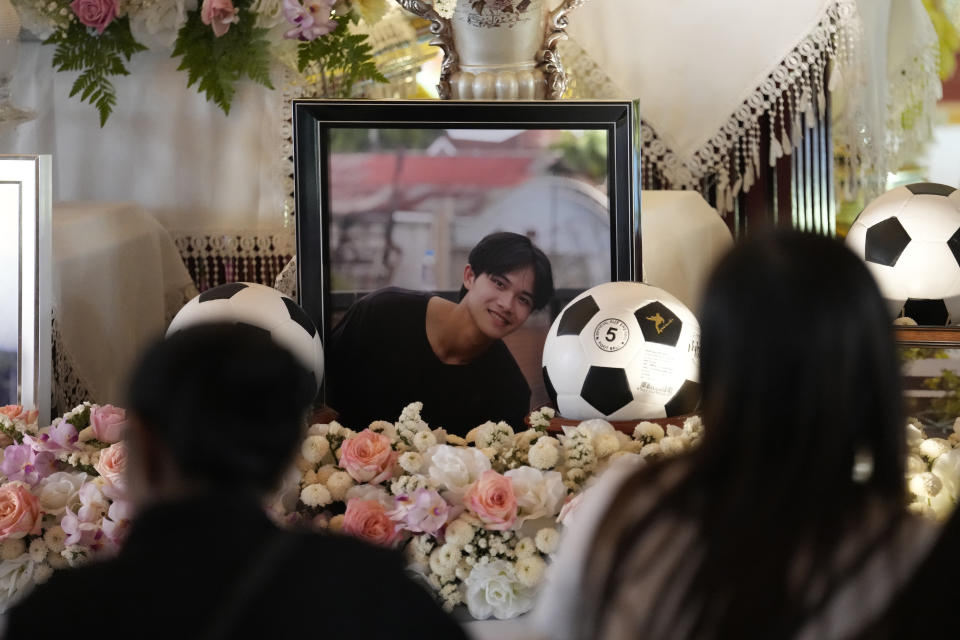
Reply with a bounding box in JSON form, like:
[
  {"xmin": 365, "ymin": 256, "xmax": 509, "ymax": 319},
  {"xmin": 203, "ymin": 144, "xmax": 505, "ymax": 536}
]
[
  {"xmin": 541, "ymin": 282, "xmax": 701, "ymax": 420},
  {"xmin": 167, "ymin": 282, "xmax": 324, "ymax": 389},
  {"xmin": 845, "ymin": 183, "xmax": 960, "ymax": 325}
]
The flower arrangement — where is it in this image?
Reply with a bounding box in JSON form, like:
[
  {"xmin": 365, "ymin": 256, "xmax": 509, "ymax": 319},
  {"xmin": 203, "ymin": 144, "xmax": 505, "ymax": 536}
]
[
  {"xmin": 270, "ymin": 402, "xmax": 704, "ymax": 619},
  {"xmin": 904, "ymin": 417, "xmax": 960, "ymax": 521},
  {"xmin": 0, "ymin": 403, "xmax": 130, "ymax": 612},
  {"xmin": 13, "ymin": 0, "xmax": 389, "ymax": 124}
]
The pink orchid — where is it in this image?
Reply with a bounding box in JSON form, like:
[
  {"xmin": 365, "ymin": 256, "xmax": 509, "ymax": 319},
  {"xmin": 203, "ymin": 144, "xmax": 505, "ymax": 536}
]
[
  {"xmin": 282, "ymin": 0, "xmax": 337, "ymax": 42},
  {"xmin": 201, "ymin": 0, "xmax": 239, "ymax": 37},
  {"xmin": 0, "ymin": 445, "xmax": 56, "ymax": 486},
  {"xmin": 386, "ymin": 488, "xmax": 450, "ymax": 535}
]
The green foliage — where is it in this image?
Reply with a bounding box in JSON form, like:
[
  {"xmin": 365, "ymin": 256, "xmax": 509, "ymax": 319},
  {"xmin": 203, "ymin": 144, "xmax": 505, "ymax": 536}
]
[
  {"xmin": 296, "ymin": 20, "xmax": 387, "ymax": 98},
  {"xmin": 66, "ymin": 404, "xmax": 92, "ymax": 431},
  {"xmin": 550, "ymin": 130, "xmax": 609, "ymax": 184},
  {"xmin": 172, "ymin": 2, "xmax": 274, "ymax": 116},
  {"xmin": 923, "ymin": 368, "xmax": 960, "ymax": 422},
  {"xmin": 47, "ymin": 19, "xmax": 148, "ymax": 127}
]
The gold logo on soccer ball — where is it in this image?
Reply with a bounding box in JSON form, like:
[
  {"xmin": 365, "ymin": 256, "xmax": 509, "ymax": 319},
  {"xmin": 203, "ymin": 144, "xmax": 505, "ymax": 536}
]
[{"xmin": 646, "ymin": 313, "xmax": 674, "ymax": 335}]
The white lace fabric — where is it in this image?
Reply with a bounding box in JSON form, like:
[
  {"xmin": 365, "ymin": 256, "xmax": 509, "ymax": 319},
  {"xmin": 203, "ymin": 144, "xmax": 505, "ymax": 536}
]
[{"xmin": 562, "ymin": 0, "xmax": 939, "ymax": 213}]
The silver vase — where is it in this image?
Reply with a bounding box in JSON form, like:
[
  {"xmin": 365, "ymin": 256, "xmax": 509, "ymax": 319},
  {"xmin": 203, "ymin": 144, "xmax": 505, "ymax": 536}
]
[{"xmin": 395, "ymin": 0, "xmax": 589, "ymax": 100}]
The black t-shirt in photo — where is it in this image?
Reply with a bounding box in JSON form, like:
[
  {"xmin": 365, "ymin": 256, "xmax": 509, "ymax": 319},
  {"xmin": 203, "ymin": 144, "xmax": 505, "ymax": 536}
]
[{"xmin": 325, "ymin": 287, "xmax": 530, "ymax": 436}]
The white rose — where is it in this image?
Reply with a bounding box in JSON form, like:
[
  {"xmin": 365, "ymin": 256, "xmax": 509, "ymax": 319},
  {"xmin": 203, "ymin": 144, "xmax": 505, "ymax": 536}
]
[
  {"xmin": 301, "ymin": 435, "xmax": 330, "ymax": 465},
  {"xmin": 931, "ymin": 448, "xmax": 960, "ymax": 500},
  {"xmin": 423, "ymin": 445, "xmax": 491, "ymax": 501},
  {"xmin": 666, "ymin": 424, "xmax": 683, "ymax": 438},
  {"xmin": 905, "ymin": 422, "xmax": 925, "ymax": 448},
  {"xmin": 35, "ymin": 472, "xmax": 88, "ymax": 518},
  {"xmin": 505, "ymin": 467, "xmax": 566, "ymax": 525},
  {"xmin": 516, "ymin": 555, "xmax": 547, "ymax": 588},
  {"xmin": 535, "ymin": 527, "xmax": 560, "ymax": 554},
  {"xmin": 128, "ymin": 0, "xmax": 194, "ymax": 49},
  {"xmin": 570, "ymin": 419, "xmax": 616, "ymax": 443},
  {"xmin": 315, "ymin": 464, "xmax": 337, "ymax": 485},
  {"xmin": 0, "ymin": 556, "xmax": 36, "ymax": 611},
  {"xmin": 300, "ymin": 483, "xmax": 333, "ymax": 508},
  {"xmin": 905, "ymin": 454, "xmax": 927, "ymax": 477},
  {"xmin": 464, "ymin": 560, "xmax": 535, "ymax": 620},
  {"xmin": 344, "ymin": 484, "xmax": 393, "ymax": 508}
]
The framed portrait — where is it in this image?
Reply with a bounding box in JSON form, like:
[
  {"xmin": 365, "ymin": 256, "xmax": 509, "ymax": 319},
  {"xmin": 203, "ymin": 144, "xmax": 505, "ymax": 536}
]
[
  {"xmin": 293, "ymin": 100, "xmax": 640, "ymax": 414},
  {"xmin": 0, "ymin": 155, "xmax": 52, "ymax": 424}
]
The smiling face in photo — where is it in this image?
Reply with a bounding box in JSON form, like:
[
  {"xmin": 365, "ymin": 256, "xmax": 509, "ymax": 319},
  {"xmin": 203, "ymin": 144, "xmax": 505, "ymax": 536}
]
[{"xmin": 462, "ymin": 264, "xmax": 536, "ymax": 340}]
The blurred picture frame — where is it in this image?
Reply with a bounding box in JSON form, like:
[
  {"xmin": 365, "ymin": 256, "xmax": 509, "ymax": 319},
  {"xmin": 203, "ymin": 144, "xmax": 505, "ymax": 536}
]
[
  {"xmin": 0, "ymin": 155, "xmax": 52, "ymax": 424},
  {"xmin": 293, "ymin": 99, "xmax": 641, "ymax": 408}
]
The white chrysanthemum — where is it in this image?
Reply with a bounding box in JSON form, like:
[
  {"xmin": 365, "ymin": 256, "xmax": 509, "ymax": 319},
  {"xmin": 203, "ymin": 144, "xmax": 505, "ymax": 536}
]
[
  {"xmin": 429, "ymin": 544, "xmax": 459, "ymax": 579},
  {"xmin": 28, "ymin": 539, "xmax": 47, "ymax": 563},
  {"xmin": 294, "ymin": 455, "xmax": 313, "ymax": 473},
  {"xmin": 633, "ymin": 421, "xmax": 664, "ymax": 444},
  {"xmin": 514, "ymin": 537, "xmax": 536, "ymax": 558},
  {"xmin": 565, "ymin": 468, "xmax": 585, "ymax": 483},
  {"xmin": 535, "ymin": 528, "xmax": 560, "ymax": 554},
  {"xmin": 399, "ymin": 452, "xmax": 424, "ymax": 474},
  {"xmin": 445, "ymin": 518, "xmax": 476, "ymax": 547},
  {"xmin": 640, "ymin": 443, "xmax": 661, "ymax": 459},
  {"xmin": 390, "ymin": 474, "xmax": 433, "ymax": 496},
  {"xmin": 665, "ymin": 424, "xmax": 683, "ymax": 438},
  {"xmin": 300, "ymin": 483, "xmax": 333, "ymax": 508},
  {"xmin": 595, "ymin": 433, "xmax": 621, "ymax": 458},
  {"xmin": 413, "ymin": 430, "xmax": 438, "ymax": 452},
  {"xmin": 43, "ymin": 526, "xmax": 67, "ymax": 554},
  {"xmin": 32, "ymin": 562, "xmax": 54, "ymax": 585},
  {"xmin": 907, "ymin": 501, "xmax": 937, "ymax": 519},
  {"xmin": 0, "ymin": 539, "xmax": 25, "ymax": 561},
  {"xmin": 329, "ymin": 514, "xmax": 345, "ymax": 532},
  {"xmin": 528, "ymin": 439, "xmax": 560, "ymax": 469},
  {"xmin": 659, "ymin": 436, "xmax": 686, "ymax": 457},
  {"xmin": 919, "ymin": 438, "xmax": 952, "ymax": 461},
  {"xmin": 516, "ymin": 555, "xmax": 547, "ymax": 588},
  {"xmin": 315, "ymin": 464, "xmax": 337, "ymax": 484},
  {"xmin": 682, "ymin": 415, "xmax": 704, "ymax": 435},
  {"xmin": 46, "ymin": 551, "xmax": 69, "ymax": 570},
  {"xmin": 307, "ymin": 423, "xmax": 328, "ymax": 436},
  {"xmin": 301, "ymin": 435, "xmax": 330, "ymax": 465},
  {"xmin": 325, "ymin": 471, "xmax": 354, "ymax": 501},
  {"xmin": 908, "ymin": 472, "xmax": 943, "ymax": 499}
]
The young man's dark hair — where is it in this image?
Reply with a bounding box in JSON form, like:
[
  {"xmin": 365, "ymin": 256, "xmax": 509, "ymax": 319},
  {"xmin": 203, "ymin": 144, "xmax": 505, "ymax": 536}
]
[
  {"xmin": 458, "ymin": 231, "xmax": 555, "ymax": 310},
  {"xmin": 4, "ymin": 324, "xmax": 467, "ymax": 640}
]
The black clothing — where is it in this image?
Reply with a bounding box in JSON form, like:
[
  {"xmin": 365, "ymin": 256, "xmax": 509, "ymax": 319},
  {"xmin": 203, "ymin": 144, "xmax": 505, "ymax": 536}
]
[
  {"xmin": 326, "ymin": 287, "xmax": 530, "ymax": 435},
  {"xmin": 4, "ymin": 492, "xmax": 466, "ymax": 640}
]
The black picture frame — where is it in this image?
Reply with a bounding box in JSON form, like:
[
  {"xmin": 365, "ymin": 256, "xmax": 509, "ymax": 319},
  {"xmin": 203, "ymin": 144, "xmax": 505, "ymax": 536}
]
[{"xmin": 293, "ymin": 99, "xmax": 641, "ymax": 406}]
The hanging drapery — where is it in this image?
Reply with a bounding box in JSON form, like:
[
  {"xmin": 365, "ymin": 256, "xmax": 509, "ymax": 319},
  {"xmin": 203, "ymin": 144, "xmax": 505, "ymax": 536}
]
[{"xmin": 562, "ymin": 0, "xmax": 941, "ymax": 214}]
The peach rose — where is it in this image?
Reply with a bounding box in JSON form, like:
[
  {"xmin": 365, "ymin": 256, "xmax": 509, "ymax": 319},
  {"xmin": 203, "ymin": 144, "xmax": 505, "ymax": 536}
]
[
  {"xmin": 0, "ymin": 482, "xmax": 42, "ymax": 540},
  {"xmin": 90, "ymin": 405, "xmax": 127, "ymax": 444},
  {"xmin": 342, "ymin": 499, "xmax": 399, "ymax": 547},
  {"xmin": 0, "ymin": 406, "xmax": 23, "ymax": 420},
  {"xmin": 338, "ymin": 430, "xmax": 396, "ymax": 484},
  {"xmin": 95, "ymin": 442, "xmax": 127, "ymax": 490},
  {"xmin": 464, "ymin": 470, "xmax": 517, "ymax": 531}
]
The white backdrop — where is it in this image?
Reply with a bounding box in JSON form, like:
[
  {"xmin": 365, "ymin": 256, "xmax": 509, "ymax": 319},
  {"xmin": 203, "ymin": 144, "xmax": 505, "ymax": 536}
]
[{"xmin": 0, "ymin": 42, "xmax": 287, "ymax": 232}]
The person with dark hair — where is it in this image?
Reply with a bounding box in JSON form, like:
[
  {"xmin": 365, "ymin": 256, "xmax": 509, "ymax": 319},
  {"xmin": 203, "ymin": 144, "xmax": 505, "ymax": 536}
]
[
  {"xmin": 327, "ymin": 231, "xmax": 555, "ymax": 435},
  {"xmin": 3, "ymin": 324, "xmax": 466, "ymax": 640},
  {"xmin": 532, "ymin": 231, "xmax": 938, "ymax": 640}
]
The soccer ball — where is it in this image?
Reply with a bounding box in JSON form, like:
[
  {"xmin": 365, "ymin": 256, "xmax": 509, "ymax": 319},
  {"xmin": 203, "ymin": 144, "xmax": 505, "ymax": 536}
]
[
  {"xmin": 845, "ymin": 182, "xmax": 960, "ymax": 325},
  {"xmin": 541, "ymin": 282, "xmax": 701, "ymax": 420},
  {"xmin": 168, "ymin": 282, "xmax": 324, "ymax": 389}
]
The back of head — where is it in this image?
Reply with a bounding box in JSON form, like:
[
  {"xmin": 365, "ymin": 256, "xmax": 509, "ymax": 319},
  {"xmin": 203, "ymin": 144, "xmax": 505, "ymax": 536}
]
[
  {"xmin": 697, "ymin": 230, "xmax": 905, "ymax": 499},
  {"xmin": 127, "ymin": 323, "xmax": 315, "ymax": 493},
  {"xmin": 459, "ymin": 231, "xmax": 555, "ymax": 310}
]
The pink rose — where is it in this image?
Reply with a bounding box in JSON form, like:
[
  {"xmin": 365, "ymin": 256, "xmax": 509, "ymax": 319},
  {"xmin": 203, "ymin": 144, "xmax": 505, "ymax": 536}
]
[
  {"xmin": 90, "ymin": 405, "xmax": 127, "ymax": 444},
  {"xmin": 0, "ymin": 405, "xmax": 23, "ymax": 420},
  {"xmin": 342, "ymin": 499, "xmax": 400, "ymax": 547},
  {"xmin": 95, "ymin": 442, "xmax": 127, "ymax": 491},
  {"xmin": 201, "ymin": 0, "xmax": 239, "ymax": 37},
  {"xmin": 0, "ymin": 482, "xmax": 42, "ymax": 540},
  {"xmin": 464, "ymin": 470, "xmax": 517, "ymax": 531},
  {"xmin": 69, "ymin": 0, "xmax": 117, "ymax": 33},
  {"xmin": 338, "ymin": 430, "xmax": 396, "ymax": 484}
]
